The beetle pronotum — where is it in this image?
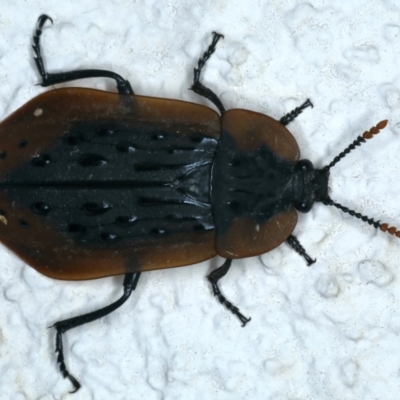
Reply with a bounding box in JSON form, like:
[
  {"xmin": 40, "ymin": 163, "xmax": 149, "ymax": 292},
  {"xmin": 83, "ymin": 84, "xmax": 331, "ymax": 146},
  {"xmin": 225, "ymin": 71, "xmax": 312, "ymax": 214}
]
[{"xmin": 0, "ymin": 15, "xmax": 397, "ymax": 392}]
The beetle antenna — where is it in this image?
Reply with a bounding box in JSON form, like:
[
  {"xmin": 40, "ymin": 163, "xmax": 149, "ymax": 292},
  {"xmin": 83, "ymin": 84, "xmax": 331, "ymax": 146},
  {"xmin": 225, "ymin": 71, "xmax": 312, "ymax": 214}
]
[
  {"xmin": 322, "ymin": 197, "xmax": 400, "ymax": 238},
  {"xmin": 322, "ymin": 120, "xmax": 388, "ymax": 172},
  {"xmin": 321, "ymin": 120, "xmax": 399, "ymax": 238}
]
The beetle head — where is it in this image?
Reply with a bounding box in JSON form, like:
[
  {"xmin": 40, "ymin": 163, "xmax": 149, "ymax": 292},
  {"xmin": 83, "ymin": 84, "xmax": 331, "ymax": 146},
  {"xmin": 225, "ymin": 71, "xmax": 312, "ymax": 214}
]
[{"xmin": 292, "ymin": 159, "xmax": 329, "ymax": 213}]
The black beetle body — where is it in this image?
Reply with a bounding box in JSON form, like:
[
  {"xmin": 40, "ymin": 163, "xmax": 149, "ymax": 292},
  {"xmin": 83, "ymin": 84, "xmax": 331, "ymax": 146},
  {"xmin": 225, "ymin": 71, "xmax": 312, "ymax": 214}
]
[
  {"xmin": 0, "ymin": 15, "xmax": 395, "ymax": 392},
  {"xmin": 0, "ymin": 88, "xmax": 328, "ymax": 278}
]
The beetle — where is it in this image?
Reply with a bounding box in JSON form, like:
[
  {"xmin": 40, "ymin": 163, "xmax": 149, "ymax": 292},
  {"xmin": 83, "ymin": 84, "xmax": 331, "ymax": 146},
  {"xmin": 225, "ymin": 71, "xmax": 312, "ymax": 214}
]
[{"xmin": 0, "ymin": 15, "xmax": 398, "ymax": 392}]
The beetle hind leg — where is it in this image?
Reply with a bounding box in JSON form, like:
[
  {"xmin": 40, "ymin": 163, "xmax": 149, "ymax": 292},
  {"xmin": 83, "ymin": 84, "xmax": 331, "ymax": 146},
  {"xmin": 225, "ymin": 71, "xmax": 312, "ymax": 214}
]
[
  {"xmin": 51, "ymin": 273, "xmax": 141, "ymax": 392},
  {"xmin": 191, "ymin": 32, "xmax": 226, "ymax": 115},
  {"xmin": 207, "ymin": 259, "xmax": 251, "ymax": 326},
  {"xmin": 32, "ymin": 14, "xmax": 134, "ymax": 94},
  {"xmin": 280, "ymin": 99, "xmax": 313, "ymax": 126}
]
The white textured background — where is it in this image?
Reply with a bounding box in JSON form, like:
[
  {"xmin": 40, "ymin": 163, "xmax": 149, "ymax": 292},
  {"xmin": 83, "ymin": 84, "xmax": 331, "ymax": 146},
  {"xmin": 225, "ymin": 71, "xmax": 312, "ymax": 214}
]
[{"xmin": 1, "ymin": 1, "xmax": 400, "ymax": 399}]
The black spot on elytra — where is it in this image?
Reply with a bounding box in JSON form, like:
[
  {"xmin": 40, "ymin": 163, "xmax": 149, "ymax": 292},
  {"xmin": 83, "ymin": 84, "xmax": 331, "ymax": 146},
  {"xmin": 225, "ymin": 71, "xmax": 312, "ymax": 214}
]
[
  {"xmin": 151, "ymin": 131, "xmax": 165, "ymax": 140},
  {"xmin": 115, "ymin": 216, "xmax": 137, "ymax": 227},
  {"xmin": 151, "ymin": 228, "xmax": 166, "ymax": 235},
  {"xmin": 68, "ymin": 223, "xmax": 87, "ymax": 234},
  {"xmin": 0, "ymin": 151, "xmax": 6, "ymax": 159},
  {"xmin": 116, "ymin": 141, "xmax": 136, "ymax": 153},
  {"xmin": 31, "ymin": 154, "xmax": 51, "ymax": 167},
  {"xmin": 82, "ymin": 202, "xmax": 112, "ymax": 216},
  {"xmin": 190, "ymin": 136, "xmax": 204, "ymax": 143},
  {"xmin": 79, "ymin": 154, "xmax": 107, "ymax": 167},
  {"xmin": 100, "ymin": 232, "xmax": 118, "ymax": 241},
  {"xmin": 31, "ymin": 202, "xmax": 51, "ymax": 216},
  {"xmin": 19, "ymin": 219, "xmax": 28, "ymax": 228},
  {"xmin": 97, "ymin": 127, "xmax": 117, "ymax": 137},
  {"xmin": 19, "ymin": 140, "xmax": 28, "ymax": 148},
  {"xmin": 63, "ymin": 133, "xmax": 85, "ymax": 145}
]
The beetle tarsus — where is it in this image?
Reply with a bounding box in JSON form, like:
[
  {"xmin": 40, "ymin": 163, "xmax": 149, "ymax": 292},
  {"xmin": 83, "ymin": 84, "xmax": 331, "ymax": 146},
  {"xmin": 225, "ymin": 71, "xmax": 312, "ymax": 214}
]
[
  {"xmin": 280, "ymin": 98, "xmax": 313, "ymax": 126},
  {"xmin": 32, "ymin": 15, "xmax": 52, "ymax": 83},
  {"xmin": 211, "ymin": 283, "xmax": 252, "ymax": 326},
  {"xmin": 194, "ymin": 32, "xmax": 224, "ymax": 81},
  {"xmin": 208, "ymin": 259, "xmax": 251, "ymax": 326},
  {"xmin": 51, "ymin": 273, "xmax": 140, "ymax": 392},
  {"xmin": 31, "ymin": 14, "xmax": 134, "ymax": 95},
  {"xmin": 286, "ymin": 234, "xmax": 316, "ymax": 266},
  {"xmin": 55, "ymin": 329, "xmax": 81, "ymax": 393},
  {"xmin": 191, "ymin": 32, "xmax": 226, "ymax": 114}
]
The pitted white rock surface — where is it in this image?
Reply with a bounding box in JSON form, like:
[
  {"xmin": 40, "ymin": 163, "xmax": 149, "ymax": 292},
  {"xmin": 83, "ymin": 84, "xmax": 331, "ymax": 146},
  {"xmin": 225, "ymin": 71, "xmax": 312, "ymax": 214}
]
[{"xmin": 1, "ymin": 1, "xmax": 400, "ymax": 399}]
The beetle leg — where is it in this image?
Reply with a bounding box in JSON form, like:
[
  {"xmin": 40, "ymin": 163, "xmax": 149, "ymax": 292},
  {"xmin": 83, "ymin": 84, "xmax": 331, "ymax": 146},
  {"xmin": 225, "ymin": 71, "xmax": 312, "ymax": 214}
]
[
  {"xmin": 286, "ymin": 234, "xmax": 316, "ymax": 266},
  {"xmin": 207, "ymin": 259, "xmax": 251, "ymax": 326},
  {"xmin": 190, "ymin": 32, "xmax": 226, "ymax": 115},
  {"xmin": 51, "ymin": 273, "xmax": 140, "ymax": 393},
  {"xmin": 32, "ymin": 14, "xmax": 134, "ymax": 95},
  {"xmin": 280, "ymin": 99, "xmax": 313, "ymax": 126}
]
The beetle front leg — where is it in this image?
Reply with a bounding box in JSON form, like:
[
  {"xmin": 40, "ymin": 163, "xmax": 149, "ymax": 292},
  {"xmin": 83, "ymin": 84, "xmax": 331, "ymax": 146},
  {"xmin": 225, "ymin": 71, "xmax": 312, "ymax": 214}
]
[
  {"xmin": 190, "ymin": 32, "xmax": 226, "ymax": 115},
  {"xmin": 286, "ymin": 234, "xmax": 316, "ymax": 266},
  {"xmin": 207, "ymin": 259, "xmax": 251, "ymax": 326},
  {"xmin": 52, "ymin": 273, "xmax": 140, "ymax": 392},
  {"xmin": 280, "ymin": 99, "xmax": 313, "ymax": 126},
  {"xmin": 32, "ymin": 15, "xmax": 134, "ymax": 95}
]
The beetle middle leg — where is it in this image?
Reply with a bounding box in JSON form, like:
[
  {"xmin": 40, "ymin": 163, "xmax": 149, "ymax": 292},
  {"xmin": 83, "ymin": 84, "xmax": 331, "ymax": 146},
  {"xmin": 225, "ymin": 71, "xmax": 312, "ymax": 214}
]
[
  {"xmin": 32, "ymin": 14, "xmax": 134, "ymax": 94},
  {"xmin": 280, "ymin": 99, "xmax": 313, "ymax": 126},
  {"xmin": 191, "ymin": 32, "xmax": 226, "ymax": 115},
  {"xmin": 207, "ymin": 259, "xmax": 251, "ymax": 326},
  {"xmin": 286, "ymin": 234, "xmax": 316, "ymax": 266},
  {"xmin": 51, "ymin": 272, "xmax": 140, "ymax": 393}
]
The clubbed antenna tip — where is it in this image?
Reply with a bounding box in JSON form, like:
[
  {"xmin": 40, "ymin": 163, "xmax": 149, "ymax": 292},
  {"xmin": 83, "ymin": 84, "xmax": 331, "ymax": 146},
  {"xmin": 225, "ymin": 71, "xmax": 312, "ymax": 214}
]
[
  {"xmin": 380, "ymin": 223, "xmax": 400, "ymax": 238},
  {"xmin": 363, "ymin": 119, "xmax": 388, "ymax": 138},
  {"xmin": 323, "ymin": 120, "xmax": 388, "ymax": 172}
]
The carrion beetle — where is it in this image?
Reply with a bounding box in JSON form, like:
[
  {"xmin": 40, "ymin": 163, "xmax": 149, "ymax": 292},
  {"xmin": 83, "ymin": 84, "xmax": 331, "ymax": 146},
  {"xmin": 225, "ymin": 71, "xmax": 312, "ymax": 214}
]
[{"xmin": 0, "ymin": 15, "xmax": 397, "ymax": 392}]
